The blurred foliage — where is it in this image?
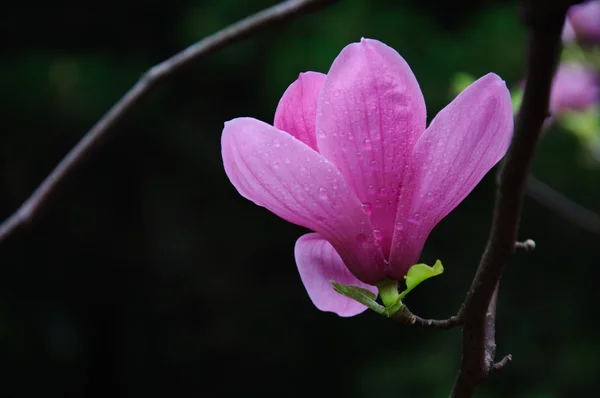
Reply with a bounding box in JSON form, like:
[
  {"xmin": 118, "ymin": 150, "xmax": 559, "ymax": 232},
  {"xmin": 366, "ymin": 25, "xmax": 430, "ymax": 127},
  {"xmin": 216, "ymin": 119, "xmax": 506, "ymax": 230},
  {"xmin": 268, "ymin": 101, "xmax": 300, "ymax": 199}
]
[{"xmin": 0, "ymin": 0, "xmax": 599, "ymax": 397}]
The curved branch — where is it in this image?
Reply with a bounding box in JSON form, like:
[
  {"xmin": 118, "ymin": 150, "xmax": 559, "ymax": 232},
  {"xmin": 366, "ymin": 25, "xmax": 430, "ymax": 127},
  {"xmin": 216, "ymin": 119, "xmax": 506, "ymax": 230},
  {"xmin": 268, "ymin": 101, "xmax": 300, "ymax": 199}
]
[
  {"xmin": 393, "ymin": 305, "xmax": 463, "ymax": 330},
  {"xmin": 0, "ymin": 0, "xmax": 339, "ymax": 243},
  {"xmin": 450, "ymin": 1, "xmax": 576, "ymax": 396}
]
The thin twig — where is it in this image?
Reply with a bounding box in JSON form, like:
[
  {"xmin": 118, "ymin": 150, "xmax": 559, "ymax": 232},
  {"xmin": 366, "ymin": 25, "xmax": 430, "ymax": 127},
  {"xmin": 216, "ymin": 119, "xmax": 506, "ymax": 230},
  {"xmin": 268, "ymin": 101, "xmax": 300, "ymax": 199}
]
[
  {"xmin": 491, "ymin": 354, "xmax": 513, "ymax": 374},
  {"xmin": 393, "ymin": 305, "xmax": 463, "ymax": 330},
  {"xmin": 0, "ymin": 0, "xmax": 339, "ymax": 243},
  {"xmin": 515, "ymin": 239, "xmax": 536, "ymax": 252},
  {"xmin": 450, "ymin": 2, "xmax": 574, "ymax": 397}
]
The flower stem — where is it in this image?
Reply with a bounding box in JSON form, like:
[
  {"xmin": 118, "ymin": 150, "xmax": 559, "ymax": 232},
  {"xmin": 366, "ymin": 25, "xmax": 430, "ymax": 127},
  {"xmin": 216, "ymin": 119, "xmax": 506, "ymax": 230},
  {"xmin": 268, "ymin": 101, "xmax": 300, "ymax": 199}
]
[{"xmin": 377, "ymin": 279, "xmax": 400, "ymax": 307}]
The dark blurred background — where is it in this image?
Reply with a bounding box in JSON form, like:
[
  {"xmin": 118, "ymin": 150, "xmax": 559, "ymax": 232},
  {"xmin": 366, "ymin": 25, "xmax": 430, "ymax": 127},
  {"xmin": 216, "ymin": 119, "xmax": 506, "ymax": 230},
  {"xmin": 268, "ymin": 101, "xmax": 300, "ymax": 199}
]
[{"xmin": 1, "ymin": 1, "xmax": 599, "ymax": 397}]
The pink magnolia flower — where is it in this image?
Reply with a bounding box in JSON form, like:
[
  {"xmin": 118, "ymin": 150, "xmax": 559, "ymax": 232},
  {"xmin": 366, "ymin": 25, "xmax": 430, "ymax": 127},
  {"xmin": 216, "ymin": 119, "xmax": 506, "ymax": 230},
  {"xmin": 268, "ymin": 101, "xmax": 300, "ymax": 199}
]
[
  {"xmin": 563, "ymin": 1, "xmax": 600, "ymax": 44},
  {"xmin": 221, "ymin": 39, "xmax": 513, "ymax": 317},
  {"xmin": 550, "ymin": 63, "xmax": 599, "ymax": 114}
]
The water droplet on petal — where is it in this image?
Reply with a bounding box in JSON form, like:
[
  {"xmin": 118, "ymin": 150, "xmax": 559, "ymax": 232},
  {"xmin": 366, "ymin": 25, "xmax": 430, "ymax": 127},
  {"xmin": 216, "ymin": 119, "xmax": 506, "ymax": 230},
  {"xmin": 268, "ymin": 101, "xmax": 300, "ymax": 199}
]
[
  {"xmin": 368, "ymin": 185, "xmax": 376, "ymax": 195},
  {"xmin": 363, "ymin": 138, "xmax": 372, "ymax": 150},
  {"xmin": 273, "ymin": 139, "xmax": 280, "ymax": 148},
  {"xmin": 395, "ymin": 222, "xmax": 404, "ymax": 231},
  {"xmin": 318, "ymin": 187, "xmax": 328, "ymax": 200},
  {"xmin": 361, "ymin": 202, "xmax": 372, "ymax": 215},
  {"xmin": 369, "ymin": 160, "xmax": 379, "ymax": 169},
  {"xmin": 374, "ymin": 199, "xmax": 382, "ymax": 208},
  {"xmin": 408, "ymin": 213, "xmax": 421, "ymax": 225},
  {"xmin": 373, "ymin": 229, "xmax": 383, "ymax": 241},
  {"xmin": 379, "ymin": 188, "xmax": 387, "ymax": 197}
]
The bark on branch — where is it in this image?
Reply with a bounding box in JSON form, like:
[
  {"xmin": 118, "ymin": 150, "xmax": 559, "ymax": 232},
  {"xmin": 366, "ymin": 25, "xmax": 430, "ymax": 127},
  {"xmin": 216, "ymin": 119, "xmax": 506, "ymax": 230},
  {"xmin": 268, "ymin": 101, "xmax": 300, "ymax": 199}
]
[{"xmin": 450, "ymin": 2, "xmax": 578, "ymax": 396}]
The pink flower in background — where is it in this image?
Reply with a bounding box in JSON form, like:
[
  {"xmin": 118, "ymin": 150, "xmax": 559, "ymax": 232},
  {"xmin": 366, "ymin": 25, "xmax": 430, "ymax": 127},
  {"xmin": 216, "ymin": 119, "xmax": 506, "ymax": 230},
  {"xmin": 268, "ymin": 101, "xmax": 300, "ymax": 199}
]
[
  {"xmin": 550, "ymin": 63, "xmax": 599, "ymax": 114},
  {"xmin": 563, "ymin": 1, "xmax": 600, "ymax": 44},
  {"xmin": 221, "ymin": 39, "xmax": 513, "ymax": 316}
]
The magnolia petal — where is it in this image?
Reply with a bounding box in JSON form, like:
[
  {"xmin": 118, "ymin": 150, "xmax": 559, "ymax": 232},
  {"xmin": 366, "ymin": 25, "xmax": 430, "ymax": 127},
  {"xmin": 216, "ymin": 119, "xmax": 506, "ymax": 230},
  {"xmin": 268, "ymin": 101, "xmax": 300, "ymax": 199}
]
[
  {"xmin": 562, "ymin": 19, "xmax": 576, "ymax": 44},
  {"xmin": 274, "ymin": 72, "xmax": 326, "ymax": 151},
  {"xmin": 568, "ymin": 1, "xmax": 600, "ymax": 44},
  {"xmin": 550, "ymin": 63, "xmax": 600, "ymax": 114},
  {"xmin": 389, "ymin": 73, "xmax": 514, "ymax": 279},
  {"xmin": 317, "ymin": 38, "xmax": 426, "ymax": 257},
  {"xmin": 222, "ymin": 117, "xmax": 387, "ymax": 284},
  {"xmin": 295, "ymin": 233, "xmax": 378, "ymax": 317}
]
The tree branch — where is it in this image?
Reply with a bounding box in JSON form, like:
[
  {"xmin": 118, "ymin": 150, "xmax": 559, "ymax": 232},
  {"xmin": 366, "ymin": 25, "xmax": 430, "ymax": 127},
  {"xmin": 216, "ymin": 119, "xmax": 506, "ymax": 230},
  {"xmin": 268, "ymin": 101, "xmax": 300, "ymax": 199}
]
[
  {"xmin": 0, "ymin": 0, "xmax": 339, "ymax": 244},
  {"xmin": 450, "ymin": 1, "xmax": 576, "ymax": 396},
  {"xmin": 393, "ymin": 305, "xmax": 463, "ymax": 330}
]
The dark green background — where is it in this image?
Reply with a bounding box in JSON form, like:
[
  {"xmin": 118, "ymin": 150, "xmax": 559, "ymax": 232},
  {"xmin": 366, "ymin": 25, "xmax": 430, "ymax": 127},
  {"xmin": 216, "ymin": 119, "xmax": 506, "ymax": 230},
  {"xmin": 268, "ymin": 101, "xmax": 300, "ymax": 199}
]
[{"xmin": 1, "ymin": 1, "xmax": 598, "ymax": 397}]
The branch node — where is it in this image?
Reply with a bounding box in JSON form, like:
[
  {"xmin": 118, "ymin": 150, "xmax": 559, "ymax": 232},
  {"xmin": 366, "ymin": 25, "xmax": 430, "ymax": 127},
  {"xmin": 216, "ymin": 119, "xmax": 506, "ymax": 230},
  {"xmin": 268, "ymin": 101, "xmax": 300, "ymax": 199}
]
[
  {"xmin": 490, "ymin": 354, "xmax": 513, "ymax": 374},
  {"xmin": 393, "ymin": 305, "xmax": 463, "ymax": 330},
  {"xmin": 515, "ymin": 239, "xmax": 536, "ymax": 252}
]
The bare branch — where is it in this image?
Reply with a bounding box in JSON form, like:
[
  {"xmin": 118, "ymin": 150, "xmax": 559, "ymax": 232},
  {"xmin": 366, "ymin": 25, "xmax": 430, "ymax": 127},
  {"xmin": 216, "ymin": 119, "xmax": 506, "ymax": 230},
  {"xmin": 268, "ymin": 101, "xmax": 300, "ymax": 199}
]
[
  {"xmin": 0, "ymin": 0, "xmax": 339, "ymax": 244},
  {"xmin": 393, "ymin": 305, "xmax": 463, "ymax": 330},
  {"xmin": 491, "ymin": 354, "xmax": 513, "ymax": 374},
  {"xmin": 450, "ymin": 1, "xmax": 576, "ymax": 396}
]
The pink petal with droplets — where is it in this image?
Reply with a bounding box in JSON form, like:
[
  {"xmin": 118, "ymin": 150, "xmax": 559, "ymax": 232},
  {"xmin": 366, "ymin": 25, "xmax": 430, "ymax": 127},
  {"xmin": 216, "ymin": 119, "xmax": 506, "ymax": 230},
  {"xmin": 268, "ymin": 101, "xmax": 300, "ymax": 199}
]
[
  {"xmin": 316, "ymin": 38, "xmax": 426, "ymax": 257},
  {"xmin": 274, "ymin": 72, "xmax": 326, "ymax": 151},
  {"xmin": 222, "ymin": 117, "xmax": 386, "ymax": 284},
  {"xmin": 389, "ymin": 73, "xmax": 514, "ymax": 279}
]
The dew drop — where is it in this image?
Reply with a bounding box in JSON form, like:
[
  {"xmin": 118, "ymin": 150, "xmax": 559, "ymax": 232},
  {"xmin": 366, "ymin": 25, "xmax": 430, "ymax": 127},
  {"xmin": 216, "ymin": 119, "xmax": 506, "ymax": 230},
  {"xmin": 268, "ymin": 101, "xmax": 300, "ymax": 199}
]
[
  {"xmin": 408, "ymin": 212, "xmax": 421, "ymax": 225},
  {"xmin": 374, "ymin": 199, "xmax": 383, "ymax": 208},
  {"xmin": 273, "ymin": 139, "xmax": 281, "ymax": 148},
  {"xmin": 368, "ymin": 185, "xmax": 376, "ymax": 195},
  {"xmin": 395, "ymin": 222, "xmax": 404, "ymax": 231},
  {"xmin": 361, "ymin": 202, "xmax": 372, "ymax": 215},
  {"xmin": 284, "ymin": 157, "xmax": 291, "ymax": 165},
  {"xmin": 369, "ymin": 160, "xmax": 379, "ymax": 169},
  {"xmin": 363, "ymin": 138, "xmax": 372, "ymax": 150},
  {"xmin": 373, "ymin": 229, "xmax": 383, "ymax": 241},
  {"xmin": 318, "ymin": 187, "xmax": 328, "ymax": 200},
  {"xmin": 379, "ymin": 188, "xmax": 387, "ymax": 197}
]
